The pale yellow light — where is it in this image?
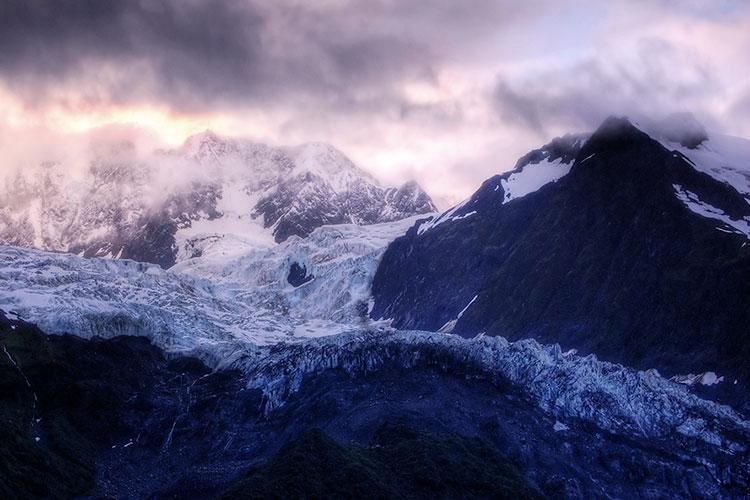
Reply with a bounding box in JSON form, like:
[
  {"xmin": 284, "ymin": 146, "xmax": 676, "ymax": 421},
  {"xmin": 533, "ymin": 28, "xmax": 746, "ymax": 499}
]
[{"xmin": 46, "ymin": 105, "xmax": 208, "ymax": 145}]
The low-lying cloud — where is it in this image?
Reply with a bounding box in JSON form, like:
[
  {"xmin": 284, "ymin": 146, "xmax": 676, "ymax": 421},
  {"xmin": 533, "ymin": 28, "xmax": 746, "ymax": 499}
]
[
  {"xmin": 1, "ymin": 0, "xmax": 749, "ymax": 205},
  {"xmin": 493, "ymin": 37, "xmax": 721, "ymax": 137}
]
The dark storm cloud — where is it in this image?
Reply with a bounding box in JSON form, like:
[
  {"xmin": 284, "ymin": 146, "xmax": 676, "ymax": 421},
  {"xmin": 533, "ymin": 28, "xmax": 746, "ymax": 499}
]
[
  {"xmin": 0, "ymin": 1, "xmax": 415, "ymax": 110},
  {"xmin": 0, "ymin": 0, "xmax": 529, "ymax": 113},
  {"xmin": 0, "ymin": 1, "xmax": 266, "ymax": 105},
  {"xmin": 492, "ymin": 38, "xmax": 720, "ymax": 136},
  {"xmin": 0, "ymin": 0, "xmax": 748, "ymax": 204}
]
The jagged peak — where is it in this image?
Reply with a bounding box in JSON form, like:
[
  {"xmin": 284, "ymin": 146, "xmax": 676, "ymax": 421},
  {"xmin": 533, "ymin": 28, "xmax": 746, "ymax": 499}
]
[
  {"xmin": 284, "ymin": 142, "xmax": 380, "ymax": 190},
  {"xmin": 575, "ymin": 115, "xmax": 658, "ymax": 159},
  {"xmin": 514, "ymin": 132, "xmax": 589, "ymax": 170},
  {"xmin": 185, "ymin": 128, "xmax": 222, "ymax": 144},
  {"xmin": 584, "ymin": 114, "xmax": 709, "ymax": 154},
  {"xmin": 397, "ymin": 179, "xmax": 422, "ymax": 191},
  {"xmin": 591, "ymin": 115, "xmax": 644, "ymax": 138},
  {"xmin": 181, "ymin": 129, "xmax": 234, "ymax": 157}
]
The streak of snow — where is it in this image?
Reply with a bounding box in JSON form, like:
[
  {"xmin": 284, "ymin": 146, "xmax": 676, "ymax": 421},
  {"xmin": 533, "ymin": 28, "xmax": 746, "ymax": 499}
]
[
  {"xmin": 673, "ymin": 184, "xmax": 750, "ymax": 238},
  {"xmin": 671, "ymin": 372, "xmax": 725, "ymax": 387},
  {"xmin": 438, "ymin": 295, "xmax": 477, "ymax": 333},
  {"xmin": 553, "ymin": 421, "xmax": 569, "ymax": 432}
]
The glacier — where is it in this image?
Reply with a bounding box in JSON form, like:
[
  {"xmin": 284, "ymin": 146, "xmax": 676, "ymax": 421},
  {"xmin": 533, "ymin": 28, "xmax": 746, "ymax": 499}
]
[
  {"xmin": 2, "ymin": 118, "xmax": 750, "ymax": 480},
  {"xmin": 243, "ymin": 330, "xmax": 749, "ymax": 451},
  {"xmin": 0, "ymin": 216, "xmax": 424, "ymax": 350},
  {"xmin": 1, "ymin": 209, "xmax": 749, "ymax": 457}
]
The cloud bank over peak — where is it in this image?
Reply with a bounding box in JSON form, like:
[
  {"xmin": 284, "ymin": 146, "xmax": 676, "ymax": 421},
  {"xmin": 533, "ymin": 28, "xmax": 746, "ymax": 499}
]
[{"xmin": 1, "ymin": 0, "xmax": 749, "ymax": 205}]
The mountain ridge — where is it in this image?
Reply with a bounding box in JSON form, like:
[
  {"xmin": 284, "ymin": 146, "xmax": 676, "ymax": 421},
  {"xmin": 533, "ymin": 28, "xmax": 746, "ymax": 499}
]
[
  {"xmin": 372, "ymin": 116, "xmax": 750, "ymax": 407},
  {"xmin": 0, "ymin": 133, "xmax": 436, "ymax": 267}
]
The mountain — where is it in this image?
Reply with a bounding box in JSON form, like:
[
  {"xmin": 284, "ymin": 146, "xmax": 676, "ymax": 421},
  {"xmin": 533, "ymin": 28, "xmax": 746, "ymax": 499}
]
[
  {"xmin": 0, "ymin": 132, "xmax": 436, "ymax": 268},
  {"xmin": 2, "ymin": 310, "xmax": 748, "ymax": 498},
  {"xmin": 372, "ymin": 116, "xmax": 750, "ymax": 408},
  {"xmin": 3, "ymin": 116, "xmax": 750, "ymax": 496}
]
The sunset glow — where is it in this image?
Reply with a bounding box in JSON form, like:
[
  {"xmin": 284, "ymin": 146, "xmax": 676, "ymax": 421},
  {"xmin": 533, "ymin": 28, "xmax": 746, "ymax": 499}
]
[{"xmin": 1, "ymin": 0, "xmax": 749, "ymax": 204}]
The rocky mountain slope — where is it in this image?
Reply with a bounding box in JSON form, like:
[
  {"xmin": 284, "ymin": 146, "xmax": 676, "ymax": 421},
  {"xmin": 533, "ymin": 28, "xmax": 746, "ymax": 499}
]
[
  {"xmin": 2, "ymin": 310, "xmax": 748, "ymax": 498},
  {"xmin": 0, "ymin": 132, "xmax": 435, "ymax": 268},
  {"xmin": 372, "ymin": 116, "xmax": 750, "ymax": 410}
]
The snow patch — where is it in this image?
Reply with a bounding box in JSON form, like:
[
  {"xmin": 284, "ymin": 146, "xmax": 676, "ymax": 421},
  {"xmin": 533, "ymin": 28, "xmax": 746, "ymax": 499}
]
[
  {"xmin": 673, "ymin": 184, "xmax": 750, "ymax": 238},
  {"xmin": 501, "ymin": 158, "xmax": 572, "ymax": 204},
  {"xmin": 671, "ymin": 371, "xmax": 725, "ymax": 387},
  {"xmin": 553, "ymin": 421, "xmax": 569, "ymax": 432}
]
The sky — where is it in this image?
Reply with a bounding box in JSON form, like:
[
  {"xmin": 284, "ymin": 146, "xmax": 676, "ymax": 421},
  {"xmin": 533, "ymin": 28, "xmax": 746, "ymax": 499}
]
[{"xmin": 1, "ymin": 0, "xmax": 749, "ymax": 207}]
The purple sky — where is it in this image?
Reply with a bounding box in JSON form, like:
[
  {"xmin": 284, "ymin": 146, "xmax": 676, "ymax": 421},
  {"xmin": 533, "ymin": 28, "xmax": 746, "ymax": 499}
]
[{"xmin": 1, "ymin": 0, "xmax": 749, "ymax": 206}]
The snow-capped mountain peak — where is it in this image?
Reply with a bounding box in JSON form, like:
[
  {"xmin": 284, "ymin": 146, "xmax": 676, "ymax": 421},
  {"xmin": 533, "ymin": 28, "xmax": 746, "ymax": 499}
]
[
  {"xmin": 285, "ymin": 142, "xmax": 379, "ymax": 193},
  {"xmin": 0, "ymin": 132, "xmax": 436, "ymax": 267}
]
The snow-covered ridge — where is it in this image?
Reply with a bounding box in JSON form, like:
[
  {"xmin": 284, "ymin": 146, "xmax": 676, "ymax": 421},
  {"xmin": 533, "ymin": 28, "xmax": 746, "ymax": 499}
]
[
  {"xmin": 640, "ymin": 114, "xmax": 750, "ymax": 202},
  {"xmin": 0, "ymin": 132, "xmax": 436, "ymax": 267},
  {"xmin": 284, "ymin": 142, "xmax": 380, "ymax": 193},
  {"xmin": 243, "ymin": 330, "xmax": 749, "ymax": 451},
  {"xmin": 418, "ymin": 134, "xmax": 584, "ymax": 235},
  {"xmin": 677, "ymin": 134, "xmax": 750, "ymax": 199}
]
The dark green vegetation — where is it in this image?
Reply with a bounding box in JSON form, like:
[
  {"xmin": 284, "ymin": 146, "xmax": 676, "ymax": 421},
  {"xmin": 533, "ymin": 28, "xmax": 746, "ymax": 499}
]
[
  {"xmin": 0, "ymin": 318, "xmax": 96, "ymax": 498},
  {"xmin": 0, "ymin": 312, "xmax": 214, "ymax": 499},
  {"xmin": 223, "ymin": 425, "xmax": 540, "ymax": 500},
  {"xmin": 0, "ymin": 313, "xmax": 540, "ymax": 499}
]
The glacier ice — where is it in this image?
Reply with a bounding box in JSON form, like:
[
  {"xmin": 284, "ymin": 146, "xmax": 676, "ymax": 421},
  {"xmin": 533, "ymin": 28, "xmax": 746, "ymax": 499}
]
[
  {"xmin": 0, "ymin": 216, "xmax": 422, "ymax": 349},
  {"xmin": 241, "ymin": 330, "xmax": 749, "ymax": 451},
  {"xmin": 1, "ymin": 216, "xmax": 749, "ymax": 453}
]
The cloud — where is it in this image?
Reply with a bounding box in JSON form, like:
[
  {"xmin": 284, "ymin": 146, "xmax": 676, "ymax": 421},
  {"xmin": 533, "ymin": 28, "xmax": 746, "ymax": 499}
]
[
  {"xmin": 493, "ymin": 37, "xmax": 721, "ymax": 137},
  {"xmin": 1, "ymin": 0, "xmax": 749, "ymax": 204},
  {"xmin": 0, "ymin": 0, "xmax": 474, "ymax": 113}
]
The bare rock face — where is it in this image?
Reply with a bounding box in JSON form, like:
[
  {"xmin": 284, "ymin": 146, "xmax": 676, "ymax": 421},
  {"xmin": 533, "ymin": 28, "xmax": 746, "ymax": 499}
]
[{"xmin": 372, "ymin": 116, "xmax": 750, "ymax": 409}]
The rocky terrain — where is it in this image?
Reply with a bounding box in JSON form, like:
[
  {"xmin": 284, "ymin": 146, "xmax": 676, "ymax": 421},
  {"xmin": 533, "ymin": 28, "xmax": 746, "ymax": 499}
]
[
  {"xmin": 372, "ymin": 117, "xmax": 750, "ymax": 411},
  {"xmin": 2, "ymin": 115, "xmax": 749, "ymax": 498}
]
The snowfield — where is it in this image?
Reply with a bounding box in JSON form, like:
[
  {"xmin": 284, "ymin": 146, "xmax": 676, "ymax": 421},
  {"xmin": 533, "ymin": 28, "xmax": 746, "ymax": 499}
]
[
  {"xmin": 673, "ymin": 183, "xmax": 750, "ymax": 238},
  {"xmin": 500, "ymin": 157, "xmax": 572, "ymax": 204},
  {"xmin": 665, "ymin": 133, "xmax": 750, "ymax": 200}
]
